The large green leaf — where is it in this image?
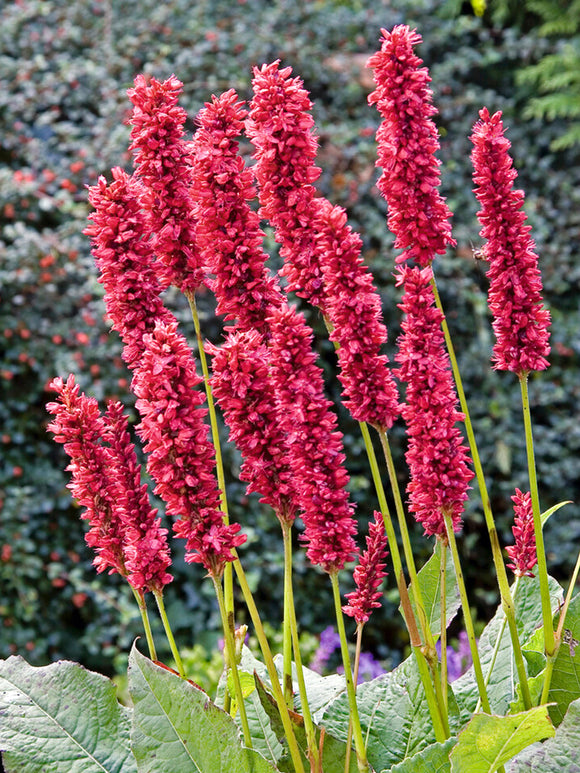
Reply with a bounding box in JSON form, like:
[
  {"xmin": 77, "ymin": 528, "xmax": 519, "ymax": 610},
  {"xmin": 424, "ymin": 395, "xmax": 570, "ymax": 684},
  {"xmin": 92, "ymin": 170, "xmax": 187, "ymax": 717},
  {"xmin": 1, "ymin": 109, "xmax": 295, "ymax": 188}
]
[
  {"xmin": 449, "ymin": 706, "xmax": 554, "ymax": 773},
  {"xmin": 0, "ymin": 655, "xmax": 135, "ymax": 773},
  {"xmin": 387, "ymin": 738, "xmax": 456, "ymax": 773},
  {"xmin": 128, "ymin": 644, "xmax": 276, "ymax": 773},
  {"xmin": 547, "ymin": 593, "xmax": 580, "ymax": 725},
  {"xmin": 508, "ymin": 698, "xmax": 580, "ymax": 772}
]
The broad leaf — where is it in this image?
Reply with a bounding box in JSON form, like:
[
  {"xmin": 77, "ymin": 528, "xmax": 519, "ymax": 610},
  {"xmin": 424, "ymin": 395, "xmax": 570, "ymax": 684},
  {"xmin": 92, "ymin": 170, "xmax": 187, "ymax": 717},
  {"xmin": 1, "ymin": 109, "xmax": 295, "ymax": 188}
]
[
  {"xmin": 508, "ymin": 698, "xmax": 580, "ymax": 772},
  {"xmin": 0, "ymin": 655, "xmax": 135, "ymax": 773},
  {"xmin": 388, "ymin": 737, "xmax": 456, "ymax": 773},
  {"xmin": 547, "ymin": 593, "xmax": 580, "ymax": 725},
  {"xmin": 128, "ymin": 644, "xmax": 276, "ymax": 773},
  {"xmin": 540, "ymin": 501, "xmax": 572, "ymax": 528},
  {"xmin": 449, "ymin": 706, "xmax": 554, "ymax": 773}
]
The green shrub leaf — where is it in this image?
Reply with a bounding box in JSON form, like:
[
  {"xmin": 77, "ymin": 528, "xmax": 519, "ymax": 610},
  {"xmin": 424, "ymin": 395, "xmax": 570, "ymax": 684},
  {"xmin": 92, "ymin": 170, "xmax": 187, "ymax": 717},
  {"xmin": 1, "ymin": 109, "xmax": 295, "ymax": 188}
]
[
  {"xmin": 388, "ymin": 737, "xmax": 457, "ymax": 772},
  {"xmin": 509, "ymin": 698, "xmax": 580, "ymax": 772},
  {"xmin": 547, "ymin": 593, "xmax": 580, "ymax": 725}
]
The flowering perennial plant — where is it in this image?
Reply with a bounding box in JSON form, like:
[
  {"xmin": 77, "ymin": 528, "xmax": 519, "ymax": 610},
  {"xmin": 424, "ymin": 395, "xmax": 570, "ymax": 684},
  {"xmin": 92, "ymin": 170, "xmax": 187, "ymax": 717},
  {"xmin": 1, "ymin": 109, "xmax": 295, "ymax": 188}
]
[{"xmin": 5, "ymin": 22, "xmax": 578, "ymax": 773}]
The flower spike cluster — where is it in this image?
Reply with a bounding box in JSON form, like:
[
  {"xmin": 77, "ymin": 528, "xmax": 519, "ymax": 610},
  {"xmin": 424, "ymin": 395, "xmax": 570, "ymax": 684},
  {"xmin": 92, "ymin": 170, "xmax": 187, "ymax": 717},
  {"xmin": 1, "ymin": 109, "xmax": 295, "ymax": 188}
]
[
  {"xmin": 470, "ymin": 108, "xmax": 551, "ymax": 374},
  {"xmin": 367, "ymin": 25, "xmax": 455, "ymax": 267},
  {"xmin": 343, "ymin": 511, "xmax": 389, "ymax": 626},
  {"xmin": 505, "ymin": 489, "xmax": 537, "ymax": 578},
  {"xmin": 267, "ymin": 304, "xmax": 358, "ymax": 573},
  {"xmin": 132, "ymin": 320, "xmax": 245, "ymax": 577},
  {"xmin": 128, "ymin": 74, "xmax": 204, "ymax": 294},
  {"xmin": 395, "ymin": 266, "xmax": 473, "ymax": 536},
  {"xmin": 190, "ymin": 89, "xmax": 283, "ymax": 333}
]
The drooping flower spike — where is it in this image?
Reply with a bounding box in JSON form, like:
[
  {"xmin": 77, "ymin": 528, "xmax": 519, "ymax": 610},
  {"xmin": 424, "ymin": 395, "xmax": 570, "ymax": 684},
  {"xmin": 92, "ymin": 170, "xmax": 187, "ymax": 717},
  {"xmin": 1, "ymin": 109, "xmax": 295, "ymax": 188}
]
[
  {"xmin": 368, "ymin": 25, "xmax": 455, "ymax": 267},
  {"xmin": 132, "ymin": 320, "xmax": 245, "ymax": 577},
  {"xmin": 505, "ymin": 489, "xmax": 537, "ymax": 578},
  {"xmin": 190, "ymin": 89, "xmax": 283, "ymax": 333},
  {"xmin": 470, "ymin": 108, "xmax": 551, "ymax": 375},
  {"xmin": 342, "ymin": 511, "xmax": 389, "ymax": 626},
  {"xmin": 395, "ymin": 265, "xmax": 473, "ymax": 536},
  {"xmin": 128, "ymin": 74, "xmax": 204, "ymax": 294}
]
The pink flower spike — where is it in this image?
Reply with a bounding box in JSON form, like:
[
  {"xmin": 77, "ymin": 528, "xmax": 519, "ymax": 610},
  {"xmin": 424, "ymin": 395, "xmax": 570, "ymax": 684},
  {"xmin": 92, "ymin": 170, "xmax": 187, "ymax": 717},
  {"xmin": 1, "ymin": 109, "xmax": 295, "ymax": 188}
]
[
  {"xmin": 470, "ymin": 108, "xmax": 551, "ymax": 375},
  {"xmin": 506, "ymin": 489, "xmax": 537, "ymax": 578},
  {"xmin": 128, "ymin": 74, "xmax": 204, "ymax": 294},
  {"xmin": 132, "ymin": 320, "xmax": 245, "ymax": 577},
  {"xmin": 190, "ymin": 89, "xmax": 283, "ymax": 333},
  {"xmin": 343, "ymin": 511, "xmax": 389, "ymax": 626},
  {"xmin": 267, "ymin": 303, "xmax": 358, "ymax": 573},
  {"xmin": 367, "ymin": 26, "xmax": 455, "ymax": 266},
  {"xmin": 395, "ymin": 265, "xmax": 473, "ymax": 537}
]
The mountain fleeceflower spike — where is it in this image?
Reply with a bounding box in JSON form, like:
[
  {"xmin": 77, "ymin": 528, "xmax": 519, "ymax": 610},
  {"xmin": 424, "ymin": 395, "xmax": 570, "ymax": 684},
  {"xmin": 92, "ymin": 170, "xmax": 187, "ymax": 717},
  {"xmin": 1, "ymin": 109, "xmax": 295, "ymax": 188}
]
[
  {"xmin": 470, "ymin": 108, "xmax": 551, "ymax": 374},
  {"xmin": 189, "ymin": 89, "xmax": 283, "ymax": 333},
  {"xmin": 367, "ymin": 25, "xmax": 455, "ymax": 266},
  {"xmin": 132, "ymin": 320, "xmax": 245, "ymax": 577},
  {"xmin": 85, "ymin": 167, "xmax": 175, "ymax": 371},
  {"xmin": 127, "ymin": 74, "xmax": 204, "ymax": 294},
  {"xmin": 267, "ymin": 303, "xmax": 358, "ymax": 573},
  {"xmin": 506, "ymin": 489, "xmax": 537, "ymax": 578},
  {"xmin": 342, "ymin": 511, "xmax": 389, "ymax": 626},
  {"xmin": 395, "ymin": 265, "xmax": 473, "ymax": 536}
]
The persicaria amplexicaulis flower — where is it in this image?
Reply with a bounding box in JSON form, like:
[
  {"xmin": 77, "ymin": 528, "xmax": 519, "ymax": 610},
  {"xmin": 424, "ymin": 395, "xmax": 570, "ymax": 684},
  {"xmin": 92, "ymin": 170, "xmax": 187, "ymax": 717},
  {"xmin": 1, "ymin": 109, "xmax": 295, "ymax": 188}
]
[
  {"xmin": 46, "ymin": 375, "xmax": 172, "ymax": 593},
  {"xmin": 342, "ymin": 511, "xmax": 389, "ymax": 626},
  {"xmin": 267, "ymin": 303, "xmax": 358, "ymax": 573},
  {"xmin": 132, "ymin": 320, "xmax": 245, "ymax": 577},
  {"xmin": 190, "ymin": 89, "xmax": 283, "ymax": 333},
  {"xmin": 367, "ymin": 25, "xmax": 455, "ymax": 267},
  {"xmin": 395, "ymin": 265, "xmax": 473, "ymax": 536},
  {"xmin": 127, "ymin": 74, "xmax": 204, "ymax": 294},
  {"xmin": 470, "ymin": 108, "xmax": 551, "ymax": 375},
  {"xmin": 505, "ymin": 489, "xmax": 537, "ymax": 578}
]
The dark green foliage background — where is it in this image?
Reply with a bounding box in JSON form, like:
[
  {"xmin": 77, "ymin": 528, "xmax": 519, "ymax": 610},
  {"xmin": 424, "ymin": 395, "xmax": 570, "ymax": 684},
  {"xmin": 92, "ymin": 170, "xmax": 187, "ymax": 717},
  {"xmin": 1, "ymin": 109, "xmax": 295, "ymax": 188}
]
[{"xmin": 1, "ymin": 0, "xmax": 578, "ymax": 674}]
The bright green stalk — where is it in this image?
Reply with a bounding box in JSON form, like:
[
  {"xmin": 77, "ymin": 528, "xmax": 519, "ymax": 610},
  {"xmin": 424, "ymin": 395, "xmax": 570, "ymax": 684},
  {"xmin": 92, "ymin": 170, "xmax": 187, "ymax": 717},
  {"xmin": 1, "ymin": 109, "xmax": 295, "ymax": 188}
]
[
  {"xmin": 438, "ymin": 538, "xmax": 448, "ymax": 710},
  {"xmin": 431, "ymin": 274, "xmax": 531, "ymax": 708},
  {"xmin": 330, "ymin": 572, "xmax": 369, "ymax": 773},
  {"xmin": 344, "ymin": 623, "xmax": 364, "ymax": 773},
  {"xmin": 281, "ymin": 521, "xmax": 295, "ymax": 710},
  {"xmin": 444, "ymin": 511, "xmax": 491, "ymax": 713},
  {"xmin": 132, "ymin": 587, "xmax": 157, "ymax": 661},
  {"xmin": 153, "ymin": 590, "xmax": 185, "ymax": 678}
]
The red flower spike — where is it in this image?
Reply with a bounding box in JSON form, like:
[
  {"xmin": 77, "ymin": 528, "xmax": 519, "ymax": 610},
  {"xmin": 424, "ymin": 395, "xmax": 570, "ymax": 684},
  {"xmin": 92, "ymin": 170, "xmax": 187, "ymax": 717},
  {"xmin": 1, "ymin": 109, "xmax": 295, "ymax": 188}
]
[
  {"xmin": 267, "ymin": 304, "xmax": 358, "ymax": 573},
  {"xmin": 247, "ymin": 61, "xmax": 326, "ymax": 308},
  {"xmin": 190, "ymin": 89, "xmax": 283, "ymax": 333},
  {"xmin": 395, "ymin": 266, "xmax": 473, "ymax": 537},
  {"xmin": 128, "ymin": 74, "xmax": 204, "ymax": 294},
  {"xmin": 505, "ymin": 489, "xmax": 537, "ymax": 578},
  {"xmin": 209, "ymin": 330, "xmax": 296, "ymax": 524},
  {"xmin": 85, "ymin": 167, "xmax": 175, "ymax": 371},
  {"xmin": 314, "ymin": 198, "xmax": 400, "ymax": 430},
  {"xmin": 132, "ymin": 320, "xmax": 245, "ymax": 577},
  {"xmin": 470, "ymin": 108, "xmax": 551, "ymax": 374},
  {"xmin": 367, "ymin": 26, "xmax": 455, "ymax": 267},
  {"xmin": 343, "ymin": 511, "xmax": 389, "ymax": 626}
]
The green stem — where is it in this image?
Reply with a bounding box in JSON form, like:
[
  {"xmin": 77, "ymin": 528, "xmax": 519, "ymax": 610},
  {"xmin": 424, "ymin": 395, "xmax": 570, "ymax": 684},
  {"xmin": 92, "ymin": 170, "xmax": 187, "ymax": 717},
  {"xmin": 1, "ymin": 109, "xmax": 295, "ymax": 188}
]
[
  {"xmin": 344, "ymin": 624, "xmax": 363, "ymax": 773},
  {"xmin": 131, "ymin": 587, "xmax": 157, "ymax": 661},
  {"xmin": 153, "ymin": 589, "xmax": 185, "ymax": 678},
  {"xmin": 330, "ymin": 573, "xmax": 368, "ymax": 773},
  {"xmin": 439, "ymin": 538, "xmax": 448, "ymax": 711},
  {"xmin": 281, "ymin": 522, "xmax": 295, "ymax": 710},
  {"xmin": 519, "ymin": 373, "xmax": 554, "ymax": 658},
  {"xmin": 444, "ymin": 511, "xmax": 491, "ymax": 713}
]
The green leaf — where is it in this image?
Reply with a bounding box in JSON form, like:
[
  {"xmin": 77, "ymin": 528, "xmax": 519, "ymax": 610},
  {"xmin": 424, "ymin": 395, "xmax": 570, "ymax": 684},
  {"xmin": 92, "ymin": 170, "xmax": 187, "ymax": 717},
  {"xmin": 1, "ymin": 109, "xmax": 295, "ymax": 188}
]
[
  {"xmin": 547, "ymin": 593, "xmax": 580, "ymax": 725},
  {"xmin": 128, "ymin": 644, "xmax": 276, "ymax": 773},
  {"xmin": 449, "ymin": 706, "xmax": 554, "ymax": 773},
  {"xmin": 0, "ymin": 655, "xmax": 135, "ymax": 773},
  {"xmin": 387, "ymin": 737, "xmax": 457, "ymax": 772},
  {"xmin": 509, "ymin": 698, "xmax": 580, "ymax": 772},
  {"xmin": 540, "ymin": 501, "xmax": 573, "ymax": 528}
]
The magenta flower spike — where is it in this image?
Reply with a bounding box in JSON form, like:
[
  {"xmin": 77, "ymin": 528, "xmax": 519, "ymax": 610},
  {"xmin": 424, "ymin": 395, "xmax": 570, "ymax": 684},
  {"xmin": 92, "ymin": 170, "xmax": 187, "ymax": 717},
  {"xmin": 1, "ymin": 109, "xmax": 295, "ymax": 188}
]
[
  {"xmin": 395, "ymin": 265, "xmax": 473, "ymax": 537},
  {"xmin": 505, "ymin": 489, "xmax": 537, "ymax": 578},
  {"xmin": 470, "ymin": 108, "xmax": 551, "ymax": 375},
  {"xmin": 189, "ymin": 89, "xmax": 283, "ymax": 333},
  {"xmin": 367, "ymin": 26, "xmax": 455, "ymax": 267},
  {"xmin": 128, "ymin": 74, "xmax": 204, "ymax": 294},
  {"xmin": 85, "ymin": 167, "xmax": 175, "ymax": 371},
  {"xmin": 267, "ymin": 303, "xmax": 358, "ymax": 573},
  {"xmin": 343, "ymin": 511, "xmax": 389, "ymax": 626},
  {"xmin": 132, "ymin": 320, "xmax": 245, "ymax": 577},
  {"xmin": 209, "ymin": 329, "xmax": 296, "ymax": 524},
  {"xmin": 247, "ymin": 60, "xmax": 326, "ymax": 309}
]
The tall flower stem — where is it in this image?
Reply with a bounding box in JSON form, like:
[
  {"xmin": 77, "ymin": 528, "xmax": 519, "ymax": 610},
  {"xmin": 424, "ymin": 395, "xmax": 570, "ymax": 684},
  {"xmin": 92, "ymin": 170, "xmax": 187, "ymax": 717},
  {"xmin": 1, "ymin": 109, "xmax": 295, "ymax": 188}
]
[
  {"xmin": 343, "ymin": 622, "xmax": 364, "ymax": 773},
  {"xmin": 431, "ymin": 275, "xmax": 531, "ymax": 708},
  {"xmin": 360, "ymin": 422, "xmax": 449, "ymax": 739},
  {"xmin": 443, "ymin": 511, "xmax": 491, "ymax": 713},
  {"xmin": 132, "ymin": 587, "xmax": 157, "ymax": 661},
  {"xmin": 153, "ymin": 589, "xmax": 185, "ymax": 678},
  {"xmin": 330, "ymin": 573, "xmax": 369, "ymax": 773},
  {"xmin": 281, "ymin": 521, "xmax": 296, "ymax": 710},
  {"xmin": 438, "ymin": 539, "xmax": 448, "ymax": 708}
]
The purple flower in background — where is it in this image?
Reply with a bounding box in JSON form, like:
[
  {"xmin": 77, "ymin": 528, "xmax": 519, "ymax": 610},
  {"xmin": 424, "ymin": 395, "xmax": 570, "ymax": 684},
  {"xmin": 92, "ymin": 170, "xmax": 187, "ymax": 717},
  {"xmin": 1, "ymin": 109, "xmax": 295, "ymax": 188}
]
[
  {"xmin": 340, "ymin": 651, "xmax": 386, "ymax": 684},
  {"xmin": 437, "ymin": 631, "xmax": 473, "ymax": 682},
  {"xmin": 309, "ymin": 626, "xmax": 341, "ymax": 674}
]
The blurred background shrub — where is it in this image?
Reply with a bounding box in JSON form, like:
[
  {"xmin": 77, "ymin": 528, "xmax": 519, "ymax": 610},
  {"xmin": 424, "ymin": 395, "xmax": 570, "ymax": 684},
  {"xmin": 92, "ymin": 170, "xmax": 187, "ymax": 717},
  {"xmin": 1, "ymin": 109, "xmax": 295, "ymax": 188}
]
[{"xmin": 1, "ymin": 0, "xmax": 579, "ymax": 677}]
